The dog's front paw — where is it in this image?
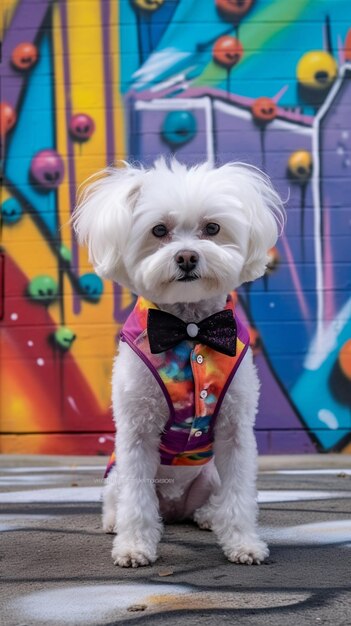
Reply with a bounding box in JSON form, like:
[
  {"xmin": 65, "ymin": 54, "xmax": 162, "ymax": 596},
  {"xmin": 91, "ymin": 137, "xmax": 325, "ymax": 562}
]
[
  {"xmin": 102, "ymin": 511, "xmax": 117, "ymax": 534},
  {"xmin": 224, "ymin": 537, "xmax": 269, "ymax": 565},
  {"xmin": 193, "ymin": 504, "xmax": 214, "ymax": 530},
  {"xmin": 112, "ymin": 537, "xmax": 157, "ymax": 568}
]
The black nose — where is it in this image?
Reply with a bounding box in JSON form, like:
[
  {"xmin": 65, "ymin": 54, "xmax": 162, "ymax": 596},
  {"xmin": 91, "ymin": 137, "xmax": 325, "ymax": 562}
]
[{"xmin": 175, "ymin": 250, "xmax": 199, "ymax": 273}]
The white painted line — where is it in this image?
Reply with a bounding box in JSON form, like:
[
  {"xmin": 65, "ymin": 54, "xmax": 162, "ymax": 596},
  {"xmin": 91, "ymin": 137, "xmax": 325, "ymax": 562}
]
[
  {"xmin": 0, "ymin": 514, "xmax": 52, "ymax": 532},
  {"xmin": 213, "ymin": 99, "xmax": 312, "ymax": 134},
  {"xmin": 134, "ymin": 97, "xmax": 210, "ymax": 111},
  {"xmin": 0, "ymin": 466, "xmax": 106, "ymax": 473},
  {"xmin": 0, "ymin": 487, "xmax": 102, "ymax": 503},
  {"xmin": 307, "ymin": 63, "xmax": 351, "ymax": 369},
  {"xmin": 134, "ymin": 96, "xmax": 215, "ymax": 164},
  {"xmin": 0, "ymin": 475, "xmax": 89, "ymax": 486},
  {"xmin": 1, "ymin": 487, "xmax": 350, "ymax": 504},
  {"xmin": 258, "ymin": 490, "xmax": 351, "ymax": 503},
  {"xmin": 261, "ymin": 520, "xmax": 351, "ymax": 545},
  {"xmin": 265, "ymin": 469, "xmax": 351, "ymax": 476}
]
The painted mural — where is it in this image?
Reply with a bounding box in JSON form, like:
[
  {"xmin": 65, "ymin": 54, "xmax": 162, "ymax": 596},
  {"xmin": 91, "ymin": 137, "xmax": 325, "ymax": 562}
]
[{"xmin": 1, "ymin": 0, "xmax": 351, "ymax": 455}]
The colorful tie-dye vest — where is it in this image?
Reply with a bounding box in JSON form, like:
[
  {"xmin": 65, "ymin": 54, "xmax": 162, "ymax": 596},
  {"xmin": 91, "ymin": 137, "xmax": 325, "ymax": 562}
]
[{"xmin": 105, "ymin": 293, "xmax": 249, "ymax": 475}]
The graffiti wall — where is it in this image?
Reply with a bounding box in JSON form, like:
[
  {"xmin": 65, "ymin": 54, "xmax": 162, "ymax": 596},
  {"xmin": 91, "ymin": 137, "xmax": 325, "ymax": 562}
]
[{"xmin": 1, "ymin": 0, "xmax": 351, "ymax": 455}]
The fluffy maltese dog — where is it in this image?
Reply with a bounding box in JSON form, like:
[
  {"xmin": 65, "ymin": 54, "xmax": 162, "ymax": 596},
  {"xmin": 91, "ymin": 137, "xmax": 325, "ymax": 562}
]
[{"xmin": 73, "ymin": 158, "xmax": 284, "ymax": 568}]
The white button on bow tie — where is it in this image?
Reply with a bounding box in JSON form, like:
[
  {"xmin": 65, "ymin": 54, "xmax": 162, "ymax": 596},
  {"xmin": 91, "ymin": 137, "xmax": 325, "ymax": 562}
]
[{"xmin": 186, "ymin": 323, "xmax": 199, "ymax": 338}]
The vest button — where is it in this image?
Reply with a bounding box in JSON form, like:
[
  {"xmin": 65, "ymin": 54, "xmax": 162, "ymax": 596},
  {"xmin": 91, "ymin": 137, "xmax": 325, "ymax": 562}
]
[
  {"xmin": 194, "ymin": 430, "xmax": 202, "ymax": 437},
  {"xmin": 200, "ymin": 389, "xmax": 208, "ymax": 399},
  {"xmin": 196, "ymin": 355, "xmax": 204, "ymax": 364}
]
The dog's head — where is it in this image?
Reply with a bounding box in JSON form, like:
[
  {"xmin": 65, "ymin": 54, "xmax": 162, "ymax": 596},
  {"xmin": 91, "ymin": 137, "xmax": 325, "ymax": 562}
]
[{"xmin": 73, "ymin": 158, "xmax": 285, "ymax": 304}]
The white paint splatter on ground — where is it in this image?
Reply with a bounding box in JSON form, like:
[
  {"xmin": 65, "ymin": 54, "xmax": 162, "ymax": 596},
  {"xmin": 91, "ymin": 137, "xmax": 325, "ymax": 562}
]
[{"xmin": 9, "ymin": 585, "xmax": 310, "ymax": 625}]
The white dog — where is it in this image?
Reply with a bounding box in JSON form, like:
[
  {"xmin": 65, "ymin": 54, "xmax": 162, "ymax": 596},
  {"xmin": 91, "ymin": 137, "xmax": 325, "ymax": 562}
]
[{"xmin": 73, "ymin": 158, "xmax": 284, "ymax": 568}]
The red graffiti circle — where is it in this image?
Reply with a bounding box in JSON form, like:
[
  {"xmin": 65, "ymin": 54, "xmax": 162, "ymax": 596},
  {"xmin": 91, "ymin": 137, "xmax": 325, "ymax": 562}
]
[
  {"xmin": 345, "ymin": 29, "xmax": 351, "ymax": 61},
  {"xmin": 216, "ymin": 0, "xmax": 253, "ymax": 19},
  {"xmin": 11, "ymin": 42, "xmax": 38, "ymax": 71},
  {"xmin": 251, "ymin": 97, "xmax": 277, "ymax": 123},
  {"xmin": 213, "ymin": 36, "xmax": 243, "ymax": 69},
  {"xmin": 0, "ymin": 102, "xmax": 17, "ymax": 136}
]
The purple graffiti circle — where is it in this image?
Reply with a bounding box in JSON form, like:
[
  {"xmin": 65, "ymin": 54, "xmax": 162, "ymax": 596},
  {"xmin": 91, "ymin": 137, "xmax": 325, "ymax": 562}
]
[
  {"xmin": 30, "ymin": 150, "xmax": 65, "ymax": 189},
  {"xmin": 69, "ymin": 113, "xmax": 95, "ymax": 142}
]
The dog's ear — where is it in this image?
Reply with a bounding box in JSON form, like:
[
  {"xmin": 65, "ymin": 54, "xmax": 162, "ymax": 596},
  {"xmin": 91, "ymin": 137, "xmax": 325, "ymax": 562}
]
[
  {"xmin": 226, "ymin": 164, "xmax": 285, "ymax": 284},
  {"xmin": 72, "ymin": 164, "xmax": 143, "ymax": 284}
]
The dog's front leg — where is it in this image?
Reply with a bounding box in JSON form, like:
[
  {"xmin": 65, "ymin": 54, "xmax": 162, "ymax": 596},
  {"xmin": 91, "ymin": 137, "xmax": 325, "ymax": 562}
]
[
  {"xmin": 211, "ymin": 425, "xmax": 268, "ymax": 564},
  {"xmin": 195, "ymin": 352, "xmax": 268, "ymax": 564},
  {"xmin": 111, "ymin": 424, "xmax": 162, "ymax": 568}
]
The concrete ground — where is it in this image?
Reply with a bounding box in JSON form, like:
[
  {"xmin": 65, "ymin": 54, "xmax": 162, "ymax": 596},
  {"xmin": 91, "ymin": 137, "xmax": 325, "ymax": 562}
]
[{"xmin": 1, "ymin": 454, "xmax": 351, "ymax": 626}]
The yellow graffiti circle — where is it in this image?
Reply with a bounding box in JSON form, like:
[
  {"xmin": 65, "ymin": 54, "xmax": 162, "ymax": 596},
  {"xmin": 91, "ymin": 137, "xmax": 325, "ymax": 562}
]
[
  {"xmin": 132, "ymin": 0, "xmax": 165, "ymax": 11},
  {"xmin": 287, "ymin": 150, "xmax": 313, "ymax": 181},
  {"xmin": 296, "ymin": 50, "xmax": 338, "ymax": 90}
]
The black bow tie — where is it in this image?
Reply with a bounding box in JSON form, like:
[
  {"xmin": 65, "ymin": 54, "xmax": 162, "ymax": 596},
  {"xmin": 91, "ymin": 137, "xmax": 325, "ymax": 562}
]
[{"xmin": 147, "ymin": 308, "xmax": 237, "ymax": 356}]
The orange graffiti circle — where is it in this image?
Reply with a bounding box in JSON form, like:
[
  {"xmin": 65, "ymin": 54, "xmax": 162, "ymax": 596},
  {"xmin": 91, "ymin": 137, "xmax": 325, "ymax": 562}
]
[
  {"xmin": 266, "ymin": 246, "xmax": 280, "ymax": 273},
  {"xmin": 339, "ymin": 340, "xmax": 351, "ymax": 380},
  {"xmin": 248, "ymin": 327, "xmax": 261, "ymax": 355},
  {"xmin": 216, "ymin": 0, "xmax": 254, "ymax": 18},
  {"xmin": 11, "ymin": 42, "xmax": 38, "ymax": 70},
  {"xmin": 0, "ymin": 102, "xmax": 17, "ymax": 136},
  {"xmin": 251, "ymin": 97, "xmax": 277, "ymax": 123},
  {"xmin": 212, "ymin": 36, "xmax": 243, "ymax": 69}
]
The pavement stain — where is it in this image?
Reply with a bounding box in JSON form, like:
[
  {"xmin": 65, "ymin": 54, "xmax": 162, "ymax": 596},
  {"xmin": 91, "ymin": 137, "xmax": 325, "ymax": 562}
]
[{"xmin": 134, "ymin": 590, "xmax": 312, "ymax": 612}]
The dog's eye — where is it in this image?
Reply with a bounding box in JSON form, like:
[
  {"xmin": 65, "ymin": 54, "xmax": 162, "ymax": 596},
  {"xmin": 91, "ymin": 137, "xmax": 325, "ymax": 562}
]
[
  {"xmin": 205, "ymin": 223, "xmax": 220, "ymax": 236},
  {"xmin": 152, "ymin": 224, "xmax": 168, "ymax": 238}
]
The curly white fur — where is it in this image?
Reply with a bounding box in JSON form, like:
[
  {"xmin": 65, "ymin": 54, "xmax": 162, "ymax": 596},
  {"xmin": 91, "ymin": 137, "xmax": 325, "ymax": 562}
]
[{"xmin": 73, "ymin": 158, "xmax": 284, "ymax": 568}]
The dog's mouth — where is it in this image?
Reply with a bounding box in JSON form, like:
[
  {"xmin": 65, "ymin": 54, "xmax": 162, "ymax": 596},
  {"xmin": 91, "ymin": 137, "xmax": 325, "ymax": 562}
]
[{"xmin": 177, "ymin": 274, "xmax": 199, "ymax": 282}]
